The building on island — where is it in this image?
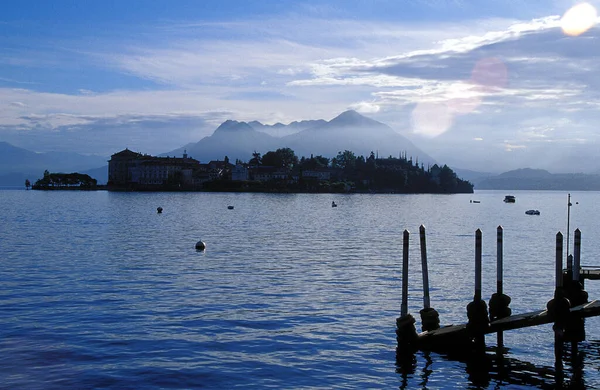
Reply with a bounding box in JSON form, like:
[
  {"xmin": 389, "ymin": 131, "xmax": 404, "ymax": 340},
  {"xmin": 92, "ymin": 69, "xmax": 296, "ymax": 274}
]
[{"xmin": 108, "ymin": 149, "xmax": 203, "ymax": 189}]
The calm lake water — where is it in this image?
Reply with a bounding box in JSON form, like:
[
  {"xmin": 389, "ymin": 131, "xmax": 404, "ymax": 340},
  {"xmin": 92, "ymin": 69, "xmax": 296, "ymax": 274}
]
[{"xmin": 2, "ymin": 189, "xmax": 600, "ymax": 389}]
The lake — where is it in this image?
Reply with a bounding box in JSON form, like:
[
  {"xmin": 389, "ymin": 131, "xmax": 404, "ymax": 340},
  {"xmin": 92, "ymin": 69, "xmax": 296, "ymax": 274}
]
[{"xmin": 2, "ymin": 189, "xmax": 600, "ymax": 389}]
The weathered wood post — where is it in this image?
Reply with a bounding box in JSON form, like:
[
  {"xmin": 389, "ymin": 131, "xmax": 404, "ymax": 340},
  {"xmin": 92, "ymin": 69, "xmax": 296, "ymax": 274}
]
[
  {"xmin": 420, "ymin": 225, "xmax": 430, "ymax": 311},
  {"xmin": 573, "ymin": 229, "xmax": 581, "ymax": 285},
  {"xmin": 547, "ymin": 232, "xmax": 570, "ymax": 369},
  {"xmin": 496, "ymin": 226, "xmax": 503, "ymax": 298},
  {"xmin": 396, "ymin": 230, "xmax": 418, "ymax": 353},
  {"xmin": 566, "ymin": 228, "xmax": 587, "ymax": 343},
  {"xmin": 489, "ymin": 226, "xmax": 511, "ymax": 349},
  {"xmin": 475, "ymin": 229, "xmax": 482, "ymax": 301},
  {"xmin": 402, "ymin": 230, "xmax": 409, "ymax": 318},
  {"xmin": 496, "ymin": 226, "xmax": 504, "ymax": 349},
  {"xmin": 419, "ymin": 225, "xmax": 439, "ymax": 331},
  {"xmin": 467, "ymin": 229, "xmax": 490, "ymax": 349}
]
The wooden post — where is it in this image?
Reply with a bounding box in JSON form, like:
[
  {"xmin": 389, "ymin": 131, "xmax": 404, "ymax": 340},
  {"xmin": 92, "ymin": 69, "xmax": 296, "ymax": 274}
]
[
  {"xmin": 554, "ymin": 231, "xmax": 565, "ymax": 369},
  {"xmin": 401, "ymin": 230, "xmax": 410, "ymax": 317},
  {"xmin": 556, "ymin": 232, "xmax": 563, "ymax": 289},
  {"xmin": 566, "ymin": 194, "xmax": 571, "ymax": 260},
  {"xmin": 496, "ymin": 225, "xmax": 504, "ymax": 348},
  {"xmin": 419, "ymin": 225, "xmax": 430, "ymax": 310},
  {"xmin": 573, "ymin": 229, "xmax": 581, "ymax": 282},
  {"xmin": 475, "ymin": 229, "xmax": 482, "ymax": 301},
  {"xmin": 496, "ymin": 226, "xmax": 503, "ymax": 295}
]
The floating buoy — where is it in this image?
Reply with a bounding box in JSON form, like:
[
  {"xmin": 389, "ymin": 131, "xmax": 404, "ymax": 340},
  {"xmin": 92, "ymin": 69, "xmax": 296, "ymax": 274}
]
[
  {"xmin": 157, "ymin": 207, "xmax": 163, "ymax": 214},
  {"xmin": 331, "ymin": 201, "xmax": 337, "ymax": 207},
  {"xmin": 228, "ymin": 205, "xmax": 234, "ymax": 210},
  {"xmin": 195, "ymin": 241, "xmax": 206, "ymax": 250}
]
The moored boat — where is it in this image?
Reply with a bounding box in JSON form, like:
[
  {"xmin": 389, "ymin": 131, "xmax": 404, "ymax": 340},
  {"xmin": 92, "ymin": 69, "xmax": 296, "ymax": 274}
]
[{"xmin": 504, "ymin": 195, "xmax": 516, "ymax": 203}]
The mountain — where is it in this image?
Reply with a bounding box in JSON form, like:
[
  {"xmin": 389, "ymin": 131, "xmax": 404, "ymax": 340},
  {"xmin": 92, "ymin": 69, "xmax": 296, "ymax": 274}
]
[
  {"xmin": 475, "ymin": 168, "xmax": 600, "ymax": 190},
  {"xmin": 0, "ymin": 142, "xmax": 108, "ymax": 186},
  {"xmin": 166, "ymin": 110, "xmax": 435, "ymax": 165},
  {"xmin": 248, "ymin": 119, "xmax": 327, "ymax": 137},
  {"xmin": 164, "ymin": 120, "xmax": 279, "ymax": 162},
  {"xmin": 451, "ymin": 168, "xmax": 494, "ymax": 185},
  {"xmin": 281, "ymin": 110, "xmax": 436, "ymax": 164}
]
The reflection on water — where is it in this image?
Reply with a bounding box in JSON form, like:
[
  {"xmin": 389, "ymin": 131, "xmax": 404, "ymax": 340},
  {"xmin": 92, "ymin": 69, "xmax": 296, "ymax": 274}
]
[{"xmin": 396, "ymin": 339, "xmax": 600, "ymax": 389}]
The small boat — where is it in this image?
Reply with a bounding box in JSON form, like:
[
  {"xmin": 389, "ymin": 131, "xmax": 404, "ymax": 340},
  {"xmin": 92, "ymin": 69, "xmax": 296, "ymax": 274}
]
[
  {"xmin": 227, "ymin": 205, "xmax": 234, "ymax": 210},
  {"xmin": 504, "ymin": 195, "xmax": 516, "ymax": 203},
  {"xmin": 470, "ymin": 200, "xmax": 480, "ymax": 203},
  {"xmin": 525, "ymin": 209, "xmax": 540, "ymax": 215},
  {"xmin": 331, "ymin": 201, "xmax": 337, "ymax": 208}
]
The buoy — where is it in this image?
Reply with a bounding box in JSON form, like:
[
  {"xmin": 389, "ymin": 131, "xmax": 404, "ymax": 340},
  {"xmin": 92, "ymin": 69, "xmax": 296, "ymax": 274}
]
[
  {"xmin": 157, "ymin": 207, "xmax": 163, "ymax": 213},
  {"xmin": 195, "ymin": 241, "xmax": 206, "ymax": 250},
  {"xmin": 228, "ymin": 205, "xmax": 234, "ymax": 210},
  {"xmin": 331, "ymin": 201, "xmax": 337, "ymax": 207}
]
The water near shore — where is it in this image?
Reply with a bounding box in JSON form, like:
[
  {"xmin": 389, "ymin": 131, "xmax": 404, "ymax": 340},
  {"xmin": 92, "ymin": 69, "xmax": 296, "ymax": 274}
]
[{"xmin": 2, "ymin": 190, "xmax": 600, "ymax": 389}]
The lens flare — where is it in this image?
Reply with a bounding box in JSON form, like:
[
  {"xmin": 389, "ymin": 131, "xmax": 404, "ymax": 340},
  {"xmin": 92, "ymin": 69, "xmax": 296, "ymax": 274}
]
[
  {"xmin": 470, "ymin": 57, "xmax": 508, "ymax": 91},
  {"xmin": 561, "ymin": 3, "xmax": 598, "ymax": 36},
  {"xmin": 411, "ymin": 102, "xmax": 453, "ymax": 138}
]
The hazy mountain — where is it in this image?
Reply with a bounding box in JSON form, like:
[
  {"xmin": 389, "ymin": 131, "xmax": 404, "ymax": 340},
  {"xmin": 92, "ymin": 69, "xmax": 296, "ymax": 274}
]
[
  {"xmin": 475, "ymin": 168, "xmax": 600, "ymax": 190},
  {"xmin": 281, "ymin": 110, "xmax": 436, "ymax": 164},
  {"xmin": 165, "ymin": 120, "xmax": 279, "ymax": 162},
  {"xmin": 451, "ymin": 168, "xmax": 494, "ymax": 183},
  {"xmin": 248, "ymin": 119, "xmax": 327, "ymax": 137},
  {"xmin": 0, "ymin": 142, "xmax": 108, "ymax": 186},
  {"xmin": 167, "ymin": 110, "xmax": 435, "ymax": 165},
  {"xmin": 81, "ymin": 165, "xmax": 108, "ymax": 185}
]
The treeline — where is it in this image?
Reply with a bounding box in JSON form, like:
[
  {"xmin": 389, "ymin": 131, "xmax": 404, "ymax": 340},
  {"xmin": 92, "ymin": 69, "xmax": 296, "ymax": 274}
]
[
  {"xmin": 32, "ymin": 170, "xmax": 98, "ymax": 189},
  {"xmin": 225, "ymin": 148, "xmax": 474, "ymax": 194}
]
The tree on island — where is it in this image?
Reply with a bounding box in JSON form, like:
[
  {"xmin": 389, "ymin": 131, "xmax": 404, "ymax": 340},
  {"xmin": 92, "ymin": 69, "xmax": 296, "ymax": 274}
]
[
  {"xmin": 33, "ymin": 171, "xmax": 98, "ymax": 189},
  {"xmin": 249, "ymin": 151, "xmax": 262, "ymax": 167},
  {"xmin": 261, "ymin": 148, "xmax": 298, "ymax": 169}
]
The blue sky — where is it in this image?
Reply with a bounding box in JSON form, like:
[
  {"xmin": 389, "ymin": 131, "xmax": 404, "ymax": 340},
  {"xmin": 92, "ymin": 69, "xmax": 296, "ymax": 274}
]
[{"xmin": 1, "ymin": 0, "xmax": 599, "ymax": 172}]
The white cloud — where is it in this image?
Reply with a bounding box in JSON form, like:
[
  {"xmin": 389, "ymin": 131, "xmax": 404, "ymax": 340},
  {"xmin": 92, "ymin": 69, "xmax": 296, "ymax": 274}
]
[
  {"xmin": 349, "ymin": 101, "xmax": 381, "ymax": 113},
  {"xmin": 2, "ymin": 9, "xmax": 600, "ymax": 172}
]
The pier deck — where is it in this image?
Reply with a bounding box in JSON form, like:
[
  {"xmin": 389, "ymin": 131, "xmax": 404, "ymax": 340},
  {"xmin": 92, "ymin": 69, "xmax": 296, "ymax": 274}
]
[
  {"xmin": 417, "ymin": 300, "xmax": 600, "ymax": 348},
  {"xmin": 581, "ymin": 268, "xmax": 600, "ymax": 280}
]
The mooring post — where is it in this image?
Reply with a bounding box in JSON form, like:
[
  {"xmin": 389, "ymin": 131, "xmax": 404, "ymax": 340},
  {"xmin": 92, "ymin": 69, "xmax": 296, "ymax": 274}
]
[
  {"xmin": 401, "ymin": 229, "xmax": 410, "ymax": 317},
  {"xmin": 420, "ymin": 225, "xmax": 430, "ymax": 310},
  {"xmin": 419, "ymin": 225, "xmax": 440, "ymax": 332},
  {"xmin": 467, "ymin": 229, "xmax": 489, "ymax": 349},
  {"xmin": 556, "ymin": 232, "xmax": 563, "ymax": 291},
  {"xmin": 496, "ymin": 226, "xmax": 503, "ymax": 296},
  {"xmin": 396, "ymin": 229, "xmax": 418, "ymax": 354},
  {"xmin": 489, "ymin": 226, "xmax": 511, "ymax": 348},
  {"xmin": 573, "ymin": 229, "xmax": 581, "ymax": 283},
  {"xmin": 566, "ymin": 228, "xmax": 586, "ymax": 344},
  {"xmin": 496, "ymin": 226, "xmax": 504, "ymax": 348},
  {"xmin": 568, "ymin": 228, "xmax": 587, "ymax": 312},
  {"xmin": 475, "ymin": 229, "xmax": 482, "ymax": 302},
  {"xmin": 548, "ymin": 232, "xmax": 569, "ymax": 370}
]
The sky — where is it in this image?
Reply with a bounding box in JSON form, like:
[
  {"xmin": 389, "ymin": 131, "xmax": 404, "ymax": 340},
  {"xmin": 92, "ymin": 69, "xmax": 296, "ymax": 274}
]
[{"xmin": 1, "ymin": 0, "xmax": 599, "ymax": 173}]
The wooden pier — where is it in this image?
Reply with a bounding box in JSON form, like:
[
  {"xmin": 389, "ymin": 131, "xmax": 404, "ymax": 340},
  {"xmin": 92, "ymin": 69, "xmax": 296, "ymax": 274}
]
[
  {"xmin": 415, "ymin": 300, "xmax": 600, "ymax": 351},
  {"xmin": 396, "ymin": 213, "xmax": 600, "ymax": 360}
]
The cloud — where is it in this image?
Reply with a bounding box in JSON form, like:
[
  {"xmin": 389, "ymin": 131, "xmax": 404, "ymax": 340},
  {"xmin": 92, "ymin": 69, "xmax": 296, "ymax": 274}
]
[
  {"xmin": 348, "ymin": 101, "xmax": 381, "ymax": 113},
  {"xmin": 2, "ymin": 8, "xmax": 600, "ymax": 173}
]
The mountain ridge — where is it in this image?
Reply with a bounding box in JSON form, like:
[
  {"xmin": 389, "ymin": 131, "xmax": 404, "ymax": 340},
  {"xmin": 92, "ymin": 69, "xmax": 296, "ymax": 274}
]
[{"xmin": 167, "ymin": 110, "xmax": 436, "ymax": 165}]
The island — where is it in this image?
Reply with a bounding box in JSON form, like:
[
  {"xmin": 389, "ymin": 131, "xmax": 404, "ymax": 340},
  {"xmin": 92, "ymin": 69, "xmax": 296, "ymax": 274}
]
[
  {"xmin": 104, "ymin": 148, "xmax": 473, "ymax": 194},
  {"xmin": 32, "ymin": 170, "xmax": 105, "ymax": 190}
]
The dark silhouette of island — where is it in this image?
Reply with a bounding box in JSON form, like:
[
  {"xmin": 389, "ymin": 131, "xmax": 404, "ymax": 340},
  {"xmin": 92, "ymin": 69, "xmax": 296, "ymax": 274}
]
[
  {"xmin": 106, "ymin": 147, "xmax": 473, "ymax": 194},
  {"xmin": 32, "ymin": 170, "xmax": 100, "ymax": 190}
]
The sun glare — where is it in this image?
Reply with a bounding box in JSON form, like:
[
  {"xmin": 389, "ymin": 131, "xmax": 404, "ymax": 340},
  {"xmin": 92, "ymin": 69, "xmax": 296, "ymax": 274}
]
[{"xmin": 561, "ymin": 2, "xmax": 598, "ymax": 36}]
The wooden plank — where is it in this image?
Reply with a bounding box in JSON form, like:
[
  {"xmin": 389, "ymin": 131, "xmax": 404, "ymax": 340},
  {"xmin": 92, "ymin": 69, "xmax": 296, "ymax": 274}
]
[
  {"xmin": 581, "ymin": 269, "xmax": 600, "ymax": 280},
  {"xmin": 414, "ymin": 300, "xmax": 600, "ymax": 348}
]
